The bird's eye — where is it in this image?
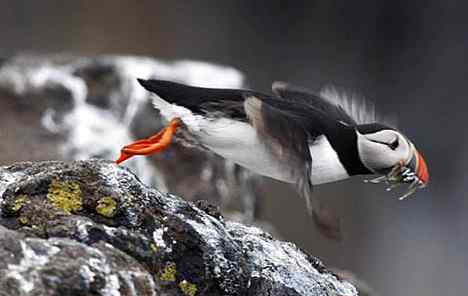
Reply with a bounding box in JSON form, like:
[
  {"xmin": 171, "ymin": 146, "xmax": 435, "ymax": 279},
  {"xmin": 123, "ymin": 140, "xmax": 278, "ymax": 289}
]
[{"xmin": 389, "ymin": 138, "xmax": 399, "ymax": 150}]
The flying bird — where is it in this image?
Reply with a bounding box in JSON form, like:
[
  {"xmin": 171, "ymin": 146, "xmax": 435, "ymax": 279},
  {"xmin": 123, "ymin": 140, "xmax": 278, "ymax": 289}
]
[{"xmin": 116, "ymin": 79, "xmax": 429, "ymax": 239}]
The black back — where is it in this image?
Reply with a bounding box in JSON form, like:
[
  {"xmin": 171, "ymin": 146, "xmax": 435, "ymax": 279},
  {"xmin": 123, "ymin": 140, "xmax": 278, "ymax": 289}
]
[{"xmin": 272, "ymin": 82, "xmax": 357, "ymax": 126}]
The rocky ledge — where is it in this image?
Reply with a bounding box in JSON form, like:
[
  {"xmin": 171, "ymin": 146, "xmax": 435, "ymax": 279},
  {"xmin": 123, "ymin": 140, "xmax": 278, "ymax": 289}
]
[{"xmin": 0, "ymin": 160, "xmax": 356, "ymax": 296}]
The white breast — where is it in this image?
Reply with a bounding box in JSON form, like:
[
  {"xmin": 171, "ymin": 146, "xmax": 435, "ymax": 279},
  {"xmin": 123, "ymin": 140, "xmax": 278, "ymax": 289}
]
[
  {"xmin": 197, "ymin": 118, "xmax": 298, "ymax": 183},
  {"xmin": 309, "ymin": 135, "xmax": 349, "ymax": 185}
]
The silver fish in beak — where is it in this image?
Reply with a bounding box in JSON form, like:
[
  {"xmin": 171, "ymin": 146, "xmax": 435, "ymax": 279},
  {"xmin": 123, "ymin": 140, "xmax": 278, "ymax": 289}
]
[{"xmin": 365, "ymin": 147, "xmax": 429, "ymax": 200}]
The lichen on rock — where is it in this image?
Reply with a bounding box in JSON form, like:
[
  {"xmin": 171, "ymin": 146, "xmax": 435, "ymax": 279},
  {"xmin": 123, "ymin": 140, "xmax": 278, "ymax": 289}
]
[
  {"xmin": 96, "ymin": 196, "xmax": 117, "ymax": 218},
  {"xmin": 159, "ymin": 262, "xmax": 177, "ymax": 282},
  {"xmin": 0, "ymin": 160, "xmax": 357, "ymax": 296},
  {"xmin": 47, "ymin": 179, "xmax": 82, "ymax": 214},
  {"xmin": 11, "ymin": 194, "xmax": 28, "ymax": 213},
  {"xmin": 179, "ymin": 280, "xmax": 198, "ymax": 296},
  {"xmin": 17, "ymin": 216, "xmax": 29, "ymax": 225}
]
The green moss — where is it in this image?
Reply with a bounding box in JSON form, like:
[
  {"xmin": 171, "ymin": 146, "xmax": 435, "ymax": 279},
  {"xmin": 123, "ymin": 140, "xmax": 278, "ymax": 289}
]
[
  {"xmin": 10, "ymin": 194, "xmax": 28, "ymax": 213},
  {"xmin": 96, "ymin": 196, "xmax": 117, "ymax": 218},
  {"xmin": 47, "ymin": 179, "xmax": 82, "ymax": 214},
  {"xmin": 179, "ymin": 280, "xmax": 198, "ymax": 296},
  {"xmin": 159, "ymin": 262, "xmax": 177, "ymax": 282}
]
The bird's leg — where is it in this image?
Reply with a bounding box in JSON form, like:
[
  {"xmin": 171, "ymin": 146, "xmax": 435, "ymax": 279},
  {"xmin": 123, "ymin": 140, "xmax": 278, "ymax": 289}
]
[{"xmin": 116, "ymin": 118, "xmax": 181, "ymax": 164}]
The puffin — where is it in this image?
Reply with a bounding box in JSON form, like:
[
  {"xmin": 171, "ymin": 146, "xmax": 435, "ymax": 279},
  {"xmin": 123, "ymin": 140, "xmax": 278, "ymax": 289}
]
[{"xmin": 116, "ymin": 79, "xmax": 429, "ymax": 239}]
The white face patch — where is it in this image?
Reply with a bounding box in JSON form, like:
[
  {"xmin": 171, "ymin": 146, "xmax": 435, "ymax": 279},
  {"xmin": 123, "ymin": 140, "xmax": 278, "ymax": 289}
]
[{"xmin": 357, "ymin": 130, "xmax": 412, "ymax": 173}]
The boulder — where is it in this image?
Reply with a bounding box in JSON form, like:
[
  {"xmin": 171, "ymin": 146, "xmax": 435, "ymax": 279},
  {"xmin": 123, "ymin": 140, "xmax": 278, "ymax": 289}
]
[{"xmin": 0, "ymin": 160, "xmax": 357, "ymax": 296}]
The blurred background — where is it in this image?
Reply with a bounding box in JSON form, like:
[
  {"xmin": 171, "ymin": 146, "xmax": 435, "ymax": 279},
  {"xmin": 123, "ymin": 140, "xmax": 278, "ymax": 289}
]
[{"xmin": 0, "ymin": 1, "xmax": 466, "ymax": 295}]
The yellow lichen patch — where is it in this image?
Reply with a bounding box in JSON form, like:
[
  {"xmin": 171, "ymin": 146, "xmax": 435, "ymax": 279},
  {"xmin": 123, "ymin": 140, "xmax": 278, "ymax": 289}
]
[
  {"xmin": 150, "ymin": 243, "xmax": 159, "ymax": 253},
  {"xmin": 11, "ymin": 194, "xmax": 28, "ymax": 213},
  {"xmin": 47, "ymin": 179, "xmax": 82, "ymax": 214},
  {"xmin": 159, "ymin": 262, "xmax": 177, "ymax": 282},
  {"xmin": 18, "ymin": 216, "xmax": 29, "ymax": 225},
  {"xmin": 179, "ymin": 280, "xmax": 198, "ymax": 296},
  {"xmin": 96, "ymin": 196, "xmax": 117, "ymax": 218}
]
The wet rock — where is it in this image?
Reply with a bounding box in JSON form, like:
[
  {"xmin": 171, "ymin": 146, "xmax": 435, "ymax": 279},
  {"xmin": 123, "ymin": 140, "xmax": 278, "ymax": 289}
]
[{"xmin": 0, "ymin": 160, "xmax": 357, "ymax": 296}]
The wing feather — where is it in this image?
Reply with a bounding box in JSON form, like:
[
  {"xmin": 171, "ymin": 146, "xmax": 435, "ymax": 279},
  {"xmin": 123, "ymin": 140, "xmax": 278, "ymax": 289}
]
[
  {"xmin": 273, "ymin": 81, "xmax": 356, "ymax": 125},
  {"xmin": 244, "ymin": 95, "xmax": 341, "ymax": 239},
  {"xmin": 273, "ymin": 81, "xmax": 395, "ymax": 128},
  {"xmin": 243, "ymin": 96, "xmax": 310, "ymax": 169},
  {"xmin": 319, "ymin": 85, "xmax": 376, "ymax": 125}
]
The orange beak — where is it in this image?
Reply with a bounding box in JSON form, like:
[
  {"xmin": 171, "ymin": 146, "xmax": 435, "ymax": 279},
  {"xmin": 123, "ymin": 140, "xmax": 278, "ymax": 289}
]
[{"xmin": 414, "ymin": 150, "xmax": 429, "ymax": 185}]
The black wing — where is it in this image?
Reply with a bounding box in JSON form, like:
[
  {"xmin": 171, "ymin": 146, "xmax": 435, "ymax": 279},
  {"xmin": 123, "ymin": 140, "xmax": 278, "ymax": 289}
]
[
  {"xmin": 272, "ymin": 81, "xmax": 358, "ymax": 126},
  {"xmin": 138, "ymin": 79, "xmax": 258, "ymax": 121}
]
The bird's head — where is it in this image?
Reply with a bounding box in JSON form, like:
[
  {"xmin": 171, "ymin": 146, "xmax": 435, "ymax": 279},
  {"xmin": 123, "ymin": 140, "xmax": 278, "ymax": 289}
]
[{"xmin": 356, "ymin": 123, "xmax": 429, "ymax": 199}]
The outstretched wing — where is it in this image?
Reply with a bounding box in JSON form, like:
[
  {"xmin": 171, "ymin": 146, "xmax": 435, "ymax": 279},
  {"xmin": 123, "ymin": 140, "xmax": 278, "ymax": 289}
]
[
  {"xmin": 243, "ymin": 95, "xmax": 311, "ymax": 180},
  {"xmin": 273, "ymin": 81, "xmax": 386, "ymax": 127},
  {"xmin": 244, "ymin": 95, "xmax": 342, "ymax": 239}
]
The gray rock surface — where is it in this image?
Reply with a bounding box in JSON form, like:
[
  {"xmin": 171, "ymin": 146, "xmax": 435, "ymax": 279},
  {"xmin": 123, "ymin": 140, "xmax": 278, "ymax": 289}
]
[{"xmin": 0, "ymin": 160, "xmax": 357, "ymax": 296}]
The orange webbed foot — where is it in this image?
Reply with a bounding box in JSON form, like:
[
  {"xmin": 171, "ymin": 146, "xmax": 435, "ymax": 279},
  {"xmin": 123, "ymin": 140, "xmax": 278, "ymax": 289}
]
[{"xmin": 115, "ymin": 118, "xmax": 181, "ymax": 164}]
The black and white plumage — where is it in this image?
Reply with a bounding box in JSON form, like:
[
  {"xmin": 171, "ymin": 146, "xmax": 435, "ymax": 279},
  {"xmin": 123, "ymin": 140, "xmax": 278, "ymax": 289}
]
[{"xmin": 125, "ymin": 79, "xmax": 429, "ymax": 239}]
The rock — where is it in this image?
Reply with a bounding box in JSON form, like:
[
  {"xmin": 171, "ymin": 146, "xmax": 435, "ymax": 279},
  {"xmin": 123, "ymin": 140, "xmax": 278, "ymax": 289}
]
[
  {"xmin": 331, "ymin": 269, "xmax": 377, "ymax": 296},
  {"xmin": 0, "ymin": 160, "xmax": 357, "ymax": 296},
  {"xmin": 0, "ymin": 54, "xmax": 262, "ymax": 222},
  {"xmin": 0, "ymin": 226, "xmax": 155, "ymax": 296}
]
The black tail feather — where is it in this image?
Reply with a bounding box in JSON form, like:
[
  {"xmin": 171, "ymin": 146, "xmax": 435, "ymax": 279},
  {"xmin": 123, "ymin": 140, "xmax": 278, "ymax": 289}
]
[{"xmin": 137, "ymin": 79, "xmax": 256, "ymax": 119}]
